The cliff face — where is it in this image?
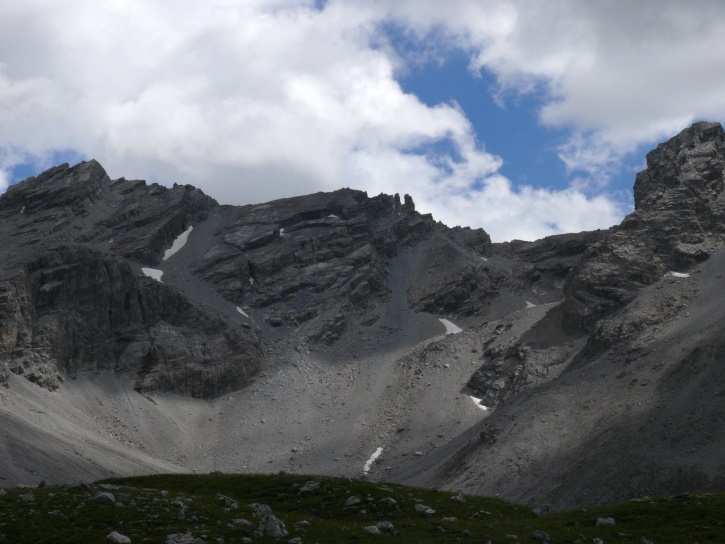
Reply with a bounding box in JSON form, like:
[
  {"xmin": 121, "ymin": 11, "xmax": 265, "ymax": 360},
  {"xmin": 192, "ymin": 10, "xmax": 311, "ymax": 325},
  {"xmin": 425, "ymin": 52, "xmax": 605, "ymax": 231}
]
[
  {"xmin": 392, "ymin": 122, "xmax": 725, "ymax": 510},
  {"xmin": 562, "ymin": 121, "xmax": 725, "ymax": 330},
  {"xmin": 0, "ymin": 161, "xmax": 261, "ymax": 397}
]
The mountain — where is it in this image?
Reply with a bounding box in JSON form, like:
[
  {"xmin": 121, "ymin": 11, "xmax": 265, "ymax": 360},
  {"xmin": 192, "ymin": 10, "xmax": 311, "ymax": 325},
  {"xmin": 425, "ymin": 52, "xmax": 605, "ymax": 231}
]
[{"xmin": 0, "ymin": 122, "xmax": 723, "ymax": 511}]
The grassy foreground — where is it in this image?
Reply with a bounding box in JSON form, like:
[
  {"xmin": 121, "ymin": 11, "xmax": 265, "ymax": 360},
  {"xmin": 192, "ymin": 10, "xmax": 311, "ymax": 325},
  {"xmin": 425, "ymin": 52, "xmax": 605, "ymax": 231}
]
[{"xmin": 0, "ymin": 473, "xmax": 723, "ymax": 543}]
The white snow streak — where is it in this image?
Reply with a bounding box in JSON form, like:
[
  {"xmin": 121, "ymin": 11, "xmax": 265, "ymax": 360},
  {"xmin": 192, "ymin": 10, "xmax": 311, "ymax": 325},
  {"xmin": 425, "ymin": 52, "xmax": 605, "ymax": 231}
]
[
  {"xmin": 141, "ymin": 268, "xmax": 163, "ymax": 282},
  {"xmin": 249, "ymin": 277, "xmax": 254, "ymax": 285},
  {"xmin": 363, "ymin": 447, "xmax": 383, "ymax": 473},
  {"xmin": 279, "ymin": 228, "xmax": 285, "ymax": 236},
  {"xmin": 667, "ymin": 271, "xmax": 690, "ymax": 278},
  {"xmin": 327, "ymin": 214, "xmax": 338, "ymax": 219},
  {"xmin": 236, "ymin": 306, "xmax": 249, "ymax": 318},
  {"xmin": 481, "ymin": 256, "xmax": 488, "ymax": 261},
  {"xmin": 439, "ymin": 318, "xmax": 462, "ymax": 335},
  {"xmin": 163, "ymin": 226, "xmax": 193, "ymax": 260},
  {"xmin": 525, "ymin": 301, "xmax": 536, "ymax": 309},
  {"xmin": 468, "ymin": 395, "xmax": 489, "ymax": 411},
  {"xmin": 20, "ymin": 206, "xmax": 25, "ymax": 214}
]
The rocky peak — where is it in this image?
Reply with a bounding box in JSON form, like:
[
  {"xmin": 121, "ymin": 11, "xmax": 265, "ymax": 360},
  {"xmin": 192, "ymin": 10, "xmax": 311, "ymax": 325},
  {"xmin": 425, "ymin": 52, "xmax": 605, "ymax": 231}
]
[
  {"xmin": 0, "ymin": 160, "xmax": 109, "ymax": 216},
  {"xmin": 633, "ymin": 121, "xmax": 725, "ymax": 211},
  {"xmin": 563, "ymin": 121, "xmax": 725, "ymax": 330}
]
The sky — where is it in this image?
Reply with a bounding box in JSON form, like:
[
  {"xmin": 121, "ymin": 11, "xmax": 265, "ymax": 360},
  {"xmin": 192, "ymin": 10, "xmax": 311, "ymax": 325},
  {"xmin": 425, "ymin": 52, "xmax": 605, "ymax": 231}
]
[{"xmin": 2, "ymin": 1, "xmax": 725, "ymax": 241}]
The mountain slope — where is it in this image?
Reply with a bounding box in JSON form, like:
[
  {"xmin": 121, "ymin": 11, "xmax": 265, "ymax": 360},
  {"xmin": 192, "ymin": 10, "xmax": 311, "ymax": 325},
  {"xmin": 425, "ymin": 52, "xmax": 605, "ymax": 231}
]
[
  {"xmin": 389, "ymin": 121, "xmax": 725, "ymax": 509},
  {"xmin": 0, "ymin": 122, "xmax": 723, "ymax": 511}
]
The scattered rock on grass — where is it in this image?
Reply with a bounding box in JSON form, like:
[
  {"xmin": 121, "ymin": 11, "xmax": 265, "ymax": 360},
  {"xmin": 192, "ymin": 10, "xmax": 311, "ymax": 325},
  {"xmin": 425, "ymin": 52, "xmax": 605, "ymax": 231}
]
[
  {"xmin": 216, "ymin": 493, "xmax": 239, "ymax": 509},
  {"xmin": 166, "ymin": 533, "xmax": 206, "ymax": 544},
  {"xmin": 376, "ymin": 521, "xmax": 396, "ymax": 534},
  {"xmin": 414, "ymin": 503, "xmax": 436, "ymax": 517},
  {"xmin": 107, "ymin": 531, "xmax": 131, "ymax": 544},
  {"xmin": 298, "ymin": 481, "xmax": 320, "ymax": 493},
  {"xmin": 253, "ymin": 504, "xmax": 288, "ymax": 538},
  {"xmin": 345, "ymin": 496, "xmax": 361, "ymax": 507},
  {"xmin": 531, "ymin": 529, "xmax": 552, "ymax": 543},
  {"xmin": 363, "ymin": 526, "xmax": 381, "ymax": 535},
  {"xmin": 596, "ymin": 517, "xmax": 616, "ymax": 526},
  {"xmin": 94, "ymin": 492, "xmax": 116, "ymax": 506}
]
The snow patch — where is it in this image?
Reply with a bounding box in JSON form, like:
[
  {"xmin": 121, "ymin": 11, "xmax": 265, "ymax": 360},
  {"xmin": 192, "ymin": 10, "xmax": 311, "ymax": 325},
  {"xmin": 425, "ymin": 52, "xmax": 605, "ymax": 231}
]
[
  {"xmin": 163, "ymin": 226, "xmax": 193, "ymax": 260},
  {"xmin": 327, "ymin": 214, "xmax": 338, "ymax": 219},
  {"xmin": 468, "ymin": 395, "xmax": 489, "ymax": 411},
  {"xmin": 439, "ymin": 318, "xmax": 462, "ymax": 335},
  {"xmin": 20, "ymin": 206, "xmax": 24, "ymax": 214},
  {"xmin": 249, "ymin": 277, "xmax": 254, "ymax": 285},
  {"xmin": 363, "ymin": 447, "xmax": 383, "ymax": 473},
  {"xmin": 141, "ymin": 268, "xmax": 163, "ymax": 282},
  {"xmin": 525, "ymin": 301, "xmax": 536, "ymax": 309},
  {"xmin": 279, "ymin": 228, "xmax": 285, "ymax": 236},
  {"xmin": 480, "ymin": 256, "xmax": 488, "ymax": 261},
  {"xmin": 236, "ymin": 306, "xmax": 249, "ymax": 318},
  {"xmin": 667, "ymin": 271, "xmax": 690, "ymax": 278}
]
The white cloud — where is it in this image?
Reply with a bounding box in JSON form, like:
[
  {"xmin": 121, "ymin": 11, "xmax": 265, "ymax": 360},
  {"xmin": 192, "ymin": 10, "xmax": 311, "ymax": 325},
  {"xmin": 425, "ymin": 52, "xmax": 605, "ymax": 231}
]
[{"xmin": 1, "ymin": 0, "xmax": 723, "ymax": 241}]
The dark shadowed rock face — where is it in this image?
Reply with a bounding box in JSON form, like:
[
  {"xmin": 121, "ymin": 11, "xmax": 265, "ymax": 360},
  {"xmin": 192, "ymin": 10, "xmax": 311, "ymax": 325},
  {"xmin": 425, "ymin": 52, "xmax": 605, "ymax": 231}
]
[
  {"xmin": 0, "ymin": 161, "xmax": 261, "ymax": 398},
  {"xmin": 562, "ymin": 121, "xmax": 725, "ymax": 330},
  {"xmin": 0, "ymin": 162, "xmax": 504, "ymax": 397},
  {"xmin": 195, "ymin": 189, "xmax": 440, "ymax": 327}
]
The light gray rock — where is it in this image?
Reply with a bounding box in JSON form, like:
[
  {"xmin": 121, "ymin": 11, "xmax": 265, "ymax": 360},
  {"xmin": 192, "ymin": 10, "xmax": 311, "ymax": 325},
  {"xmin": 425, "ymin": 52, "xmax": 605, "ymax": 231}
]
[
  {"xmin": 258, "ymin": 513, "xmax": 288, "ymax": 538},
  {"xmin": 94, "ymin": 492, "xmax": 116, "ymax": 506},
  {"xmin": 596, "ymin": 517, "xmax": 616, "ymax": 526},
  {"xmin": 215, "ymin": 493, "xmax": 238, "ymax": 509},
  {"xmin": 106, "ymin": 531, "xmax": 131, "ymax": 544},
  {"xmin": 344, "ymin": 496, "xmax": 361, "ymax": 507},
  {"xmin": 362, "ymin": 526, "xmax": 381, "ymax": 535},
  {"xmin": 298, "ymin": 480, "xmax": 320, "ymax": 493},
  {"xmin": 376, "ymin": 521, "xmax": 395, "ymax": 534}
]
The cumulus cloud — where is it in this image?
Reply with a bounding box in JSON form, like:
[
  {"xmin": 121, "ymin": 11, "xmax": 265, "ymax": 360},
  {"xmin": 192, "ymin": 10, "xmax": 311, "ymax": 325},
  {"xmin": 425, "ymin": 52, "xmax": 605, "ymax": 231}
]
[
  {"xmin": 1, "ymin": 0, "xmax": 723, "ymax": 240},
  {"xmin": 374, "ymin": 0, "xmax": 725, "ymax": 177}
]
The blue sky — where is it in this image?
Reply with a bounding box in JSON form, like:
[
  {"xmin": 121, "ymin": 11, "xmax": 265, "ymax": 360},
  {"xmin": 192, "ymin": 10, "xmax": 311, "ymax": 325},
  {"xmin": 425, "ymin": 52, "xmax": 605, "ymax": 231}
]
[{"xmin": 2, "ymin": 1, "xmax": 724, "ymax": 241}]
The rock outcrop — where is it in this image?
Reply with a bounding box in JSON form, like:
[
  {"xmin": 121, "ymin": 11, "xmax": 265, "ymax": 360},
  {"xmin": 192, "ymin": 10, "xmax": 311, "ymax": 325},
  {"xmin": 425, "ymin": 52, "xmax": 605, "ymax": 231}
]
[
  {"xmin": 563, "ymin": 121, "xmax": 725, "ymax": 330},
  {"xmin": 0, "ymin": 161, "xmax": 261, "ymax": 398}
]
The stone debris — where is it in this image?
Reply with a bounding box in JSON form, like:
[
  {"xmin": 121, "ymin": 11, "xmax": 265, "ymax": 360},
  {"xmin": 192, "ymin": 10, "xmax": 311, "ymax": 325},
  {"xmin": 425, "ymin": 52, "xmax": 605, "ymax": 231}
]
[
  {"xmin": 531, "ymin": 529, "xmax": 552, "ymax": 543},
  {"xmin": 298, "ymin": 480, "xmax": 320, "ymax": 494},
  {"xmin": 595, "ymin": 517, "xmax": 616, "ymax": 526},
  {"xmin": 253, "ymin": 504, "xmax": 288, "ymax": 538},
  {"xmin": 106, "ymin": 531, "xmax": 131, "ymax": 544},
  {"xmin": 94, "ymin": 492, "xmax": 116, "ymax": 506},
  {"xmin": 344, "ymin": 496, "xmax": 361, "ymax": 506},
  {"xmin": 379, "ymin": 496, "xmax": 397, "ymax": 507},
  {"xmin": 166, "ymin": 534, "xmax": 206, "ymax": 544},
  {"xmin": 414, "ymin": 503, "xmax": 436, "ymax": 517},
  {"xmin": 375, "ymin": 521, "xmax": 396, "ymax": 534},
  {"xmin": 215, "ymin": 493, "xmax": 238, "ymax": 509}
]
